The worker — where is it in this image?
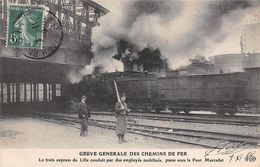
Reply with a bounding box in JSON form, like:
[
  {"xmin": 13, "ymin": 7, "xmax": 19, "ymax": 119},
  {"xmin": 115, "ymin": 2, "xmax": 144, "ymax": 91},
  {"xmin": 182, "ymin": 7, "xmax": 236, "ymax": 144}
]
[
  {"xmin": 115, "ymin": 93, "xmax": 129, "ymax": 144},
  {"xmin": 78, "ymin": 95, "xmax": 90, "ymax": 136}
]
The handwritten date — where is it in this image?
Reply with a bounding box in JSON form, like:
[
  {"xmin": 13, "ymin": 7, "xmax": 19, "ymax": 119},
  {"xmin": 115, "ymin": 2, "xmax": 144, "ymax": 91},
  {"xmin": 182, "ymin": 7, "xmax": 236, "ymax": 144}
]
[{"xmin": 229, "ymin": 151, "xmax": 256, "ymax": 163}]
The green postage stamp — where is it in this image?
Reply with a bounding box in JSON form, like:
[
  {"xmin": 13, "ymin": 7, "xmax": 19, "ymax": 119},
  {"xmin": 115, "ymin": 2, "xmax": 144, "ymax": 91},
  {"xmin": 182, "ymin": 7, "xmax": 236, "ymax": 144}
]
[{"xmin": 6, "ymin": 4, "xmax": 45, "ymax": 49}]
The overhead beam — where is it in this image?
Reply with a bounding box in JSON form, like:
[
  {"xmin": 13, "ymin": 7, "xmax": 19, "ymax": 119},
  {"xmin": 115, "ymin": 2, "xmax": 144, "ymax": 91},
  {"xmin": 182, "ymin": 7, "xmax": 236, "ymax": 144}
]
[
  {"xmin": 72, "ymin": 0, "xmax": 76, "ymax": 31},
  {"xmin": 58, "ymin": 0, "xmax": 62, "ymax": 21},
  {"xmin": 81, "ymin": 0, "xmax": 109, "ymax": 15}
]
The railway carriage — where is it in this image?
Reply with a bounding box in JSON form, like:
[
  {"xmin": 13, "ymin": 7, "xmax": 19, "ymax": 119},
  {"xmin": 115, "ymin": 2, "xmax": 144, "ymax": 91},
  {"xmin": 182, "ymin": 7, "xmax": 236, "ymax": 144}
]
[
  {"xmin": 244, "ymin": 67, "xmax": 260, "ymax": 111},
  {"xmin": 116, "ymin": 78, "xmax": 158, "ymax": 111},
  {"xmin": 156, "ymin": 73, "xmax": 245, "ymax": 115}
]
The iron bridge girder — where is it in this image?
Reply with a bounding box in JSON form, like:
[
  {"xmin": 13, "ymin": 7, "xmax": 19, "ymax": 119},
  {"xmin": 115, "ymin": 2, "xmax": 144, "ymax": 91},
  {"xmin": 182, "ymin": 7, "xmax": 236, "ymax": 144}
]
[{"xmin": 0, "ymin": 0, "xmax": 109, "ymax": 49}]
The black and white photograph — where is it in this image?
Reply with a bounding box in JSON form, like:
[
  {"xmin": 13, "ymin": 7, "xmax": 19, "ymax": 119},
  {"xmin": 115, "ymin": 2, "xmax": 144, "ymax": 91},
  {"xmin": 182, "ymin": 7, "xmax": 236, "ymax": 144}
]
[{"xmin": 0, "ymin": 0, "xmax": 260, "ymax": 166}]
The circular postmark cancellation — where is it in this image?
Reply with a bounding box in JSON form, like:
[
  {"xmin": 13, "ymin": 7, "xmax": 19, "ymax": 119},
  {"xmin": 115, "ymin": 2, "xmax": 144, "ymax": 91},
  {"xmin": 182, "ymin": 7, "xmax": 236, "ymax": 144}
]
[
  {"xmin": 6, "ymin": 3, "xmax": 63, "ymax": 59},
  {"xmin": 20, "ymin": 11, "xmax": 63, "ymax": 59}
]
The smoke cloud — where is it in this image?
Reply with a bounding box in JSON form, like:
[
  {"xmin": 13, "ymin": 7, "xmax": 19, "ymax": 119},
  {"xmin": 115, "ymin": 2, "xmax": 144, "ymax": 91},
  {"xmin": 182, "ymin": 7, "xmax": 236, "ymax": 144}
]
[
  {"xmin": 93, "ymin": 0, "xmax": 260, "ymax": 69},
  {"xmin": 67, "ymin": 63, "xmax": 97, "ymax": 84},
  {"xmin": 67, "ymin": 55, "xmax": 123, "ymax": 83}
]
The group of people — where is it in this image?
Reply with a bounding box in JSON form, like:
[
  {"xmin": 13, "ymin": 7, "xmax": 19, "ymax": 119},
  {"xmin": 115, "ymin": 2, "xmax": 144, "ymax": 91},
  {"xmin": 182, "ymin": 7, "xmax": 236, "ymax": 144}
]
[{"xmin": 78, "ymin": 94, "xmax": 129, "ymax": 144}]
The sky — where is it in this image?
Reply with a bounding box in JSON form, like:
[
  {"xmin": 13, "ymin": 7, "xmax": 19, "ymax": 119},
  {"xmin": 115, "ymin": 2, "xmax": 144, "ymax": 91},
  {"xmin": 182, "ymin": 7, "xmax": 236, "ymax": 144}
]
[{"xmin": 91, "ymin": 0, "xmax": 260, "ymax": 70}]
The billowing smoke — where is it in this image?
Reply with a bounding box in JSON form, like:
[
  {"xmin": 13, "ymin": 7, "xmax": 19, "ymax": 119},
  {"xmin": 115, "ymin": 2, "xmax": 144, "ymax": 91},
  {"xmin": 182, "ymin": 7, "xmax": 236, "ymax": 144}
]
[
  {"xmin": 93, "ymin": 0, "xmax": 260, "ymax": 69},
  {"xmin": 67, "ymin": 63, "xmax": 97, "ymax": 83}
]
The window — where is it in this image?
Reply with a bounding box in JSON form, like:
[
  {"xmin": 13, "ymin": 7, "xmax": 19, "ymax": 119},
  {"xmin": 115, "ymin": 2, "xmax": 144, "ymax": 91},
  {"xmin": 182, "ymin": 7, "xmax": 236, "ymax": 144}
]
[
  {"xmin": 19, "ymin": 83, "xmax": 25, "ymax": 102},
  {"xmin": 10, "ymin": 84, "xmax": 13, "ymax": 103},
  {"xmin": 26, "ymin": 83, "xmax": 31, "ymax": 102},
  {"xmin": 46, "ymin": 84, "xmax": 53, "ymax": 101},
  {"xmin": 10, "ymin": 83, "xmax": 16, "ymax": 103},
  {"xmin": 38, "ymin": 83, "xmax": 44, "ymax": 101},
  {"xmin": 35, "ymin": 84, "xmax": 39, "ymax": 101},
  {"xmin": 32, "ymin": 84, "xmax": 35, "ymax": 102},
  {"xmin": 14, "ymin": 84, "xmax": 17, "ymax": 102},
  {"xmin": 55, "ymin": 84, "xmax": 61, "ymax": 97},
  {"xmin": 3, "ymin": 83, "xmax": 7, "ymax": 103},
  {"xmin": 46, "ymin": 84, "xmax": 49, "ymax": 101},
  {"xmin": 49, "ymin": 84, "xmax": 53, "ymax": 101}
]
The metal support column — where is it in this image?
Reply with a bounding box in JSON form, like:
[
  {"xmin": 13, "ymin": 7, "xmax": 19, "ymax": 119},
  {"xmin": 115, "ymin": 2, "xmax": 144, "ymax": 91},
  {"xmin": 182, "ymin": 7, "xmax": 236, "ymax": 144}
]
[
  {"xmin": 72, "ymin": 0, "xmax": 76, "ymax": 32},
  {"xmin": 58, "ymin": 0, "xmax": 61, "ymax": 21}
]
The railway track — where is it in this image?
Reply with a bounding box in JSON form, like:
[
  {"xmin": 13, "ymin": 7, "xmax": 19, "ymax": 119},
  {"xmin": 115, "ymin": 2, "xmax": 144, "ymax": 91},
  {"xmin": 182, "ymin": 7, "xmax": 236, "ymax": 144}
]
[
  {"xmin": 23, "ymin": 112, "xmax": 260, "ymax": 149},
  {"xmin": 90, "ymin": 111, "xmax": 260, "ymax": 126}
]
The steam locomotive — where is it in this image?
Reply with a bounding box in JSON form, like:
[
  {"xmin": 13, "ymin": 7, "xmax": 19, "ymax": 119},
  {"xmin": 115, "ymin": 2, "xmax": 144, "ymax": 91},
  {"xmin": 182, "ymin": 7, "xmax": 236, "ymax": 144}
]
[{"xmin": 69, "ymin": 67, "xmax": 260, "ymax": 116}]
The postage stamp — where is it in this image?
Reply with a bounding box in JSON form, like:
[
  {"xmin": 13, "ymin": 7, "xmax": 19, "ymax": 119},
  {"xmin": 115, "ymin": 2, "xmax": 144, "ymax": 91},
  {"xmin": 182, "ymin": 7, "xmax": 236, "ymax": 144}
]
[
  {"xmin": 20, "ymin": 11, "xmax": 63, "ymax": 59},
  {"xmin": 6, "ymin": 4, "xmax": 45, "ymax": 49}
]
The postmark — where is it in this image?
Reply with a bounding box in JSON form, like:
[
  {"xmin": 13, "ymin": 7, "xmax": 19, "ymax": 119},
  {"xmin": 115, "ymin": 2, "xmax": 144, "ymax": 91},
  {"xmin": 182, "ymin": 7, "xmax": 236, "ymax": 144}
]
[
  {"xmin": 6, "ymin": 3, "xmax": 45, "ymax": 49},
  {"xmin": 20, "ymin": 10, "xmax": 63, "ymax": 59}
]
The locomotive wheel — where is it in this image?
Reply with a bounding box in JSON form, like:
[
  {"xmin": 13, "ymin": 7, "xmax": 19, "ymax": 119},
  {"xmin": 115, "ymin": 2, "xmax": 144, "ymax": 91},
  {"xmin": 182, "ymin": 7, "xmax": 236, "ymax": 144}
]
[
  {"xmin": 227, "ymin": 110, "xmax": 236, "ymax": 116},
  {"xmin": 155, "ymin": 108, "xmax": 161, "ymax": 113},
  {"xmin": 216, "ymin": 111, "xmax": 225, "ymax": 116},
  {"xmin": 183, "ymin": 109, "xmax": 190, "ymax": 114},
  {"xmin": 170, "ymin": 109, "xmax": 178, "ymax": 114}
]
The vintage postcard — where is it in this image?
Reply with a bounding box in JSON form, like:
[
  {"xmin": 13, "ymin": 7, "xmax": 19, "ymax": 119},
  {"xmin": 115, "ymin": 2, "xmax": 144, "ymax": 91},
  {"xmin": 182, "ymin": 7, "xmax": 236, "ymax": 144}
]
[{"xmin": 0, "ymin": 0, "xmax": 259, "ymax": 167}]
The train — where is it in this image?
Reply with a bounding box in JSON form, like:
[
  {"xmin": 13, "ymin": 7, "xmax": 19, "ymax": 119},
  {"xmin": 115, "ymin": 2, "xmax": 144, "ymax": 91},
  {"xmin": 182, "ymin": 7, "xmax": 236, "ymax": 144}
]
[
  {"xmin": 1, "ymin": 56, "xmax": 259, "ymax": 116},
  {"xmin": 69, "ymin": 67, "xmax": 260, "ymax": 116}
]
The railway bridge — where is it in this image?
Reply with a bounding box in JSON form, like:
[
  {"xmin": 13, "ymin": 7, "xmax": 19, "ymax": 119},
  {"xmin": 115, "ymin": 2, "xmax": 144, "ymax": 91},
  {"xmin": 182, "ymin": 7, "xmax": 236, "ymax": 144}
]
[
  {"xmin": 1, "ymin": 0, "xmax": 108, "ymax": 64},
  {"xmin": 0, "ymin": 0, "xmax": 108, "ymax": 112}
]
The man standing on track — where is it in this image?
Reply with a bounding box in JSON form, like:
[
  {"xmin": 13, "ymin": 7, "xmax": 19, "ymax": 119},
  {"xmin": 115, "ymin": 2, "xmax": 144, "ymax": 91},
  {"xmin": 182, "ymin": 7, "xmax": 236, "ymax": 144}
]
[
  {"xmin": 78, "ymin": 95, "xmax": 90, "ymax": 136},
  {"xmin": 115, "ymin": 93, "xmax": 129, "ymax": 144}
]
